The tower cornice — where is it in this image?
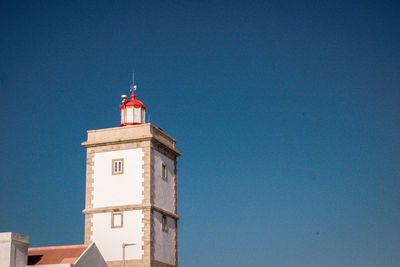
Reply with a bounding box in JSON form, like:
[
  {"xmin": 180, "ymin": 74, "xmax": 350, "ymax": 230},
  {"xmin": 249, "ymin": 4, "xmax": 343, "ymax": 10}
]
[{"xmin": 81, "ymin": 123, "xmax": 181, "ymax": 156}]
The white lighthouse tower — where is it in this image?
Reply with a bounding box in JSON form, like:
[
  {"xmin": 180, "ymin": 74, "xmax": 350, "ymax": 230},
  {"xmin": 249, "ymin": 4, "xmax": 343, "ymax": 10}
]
[{"xmin": 82, "ymin": 79, "xmax": 181, "ymax": 267}]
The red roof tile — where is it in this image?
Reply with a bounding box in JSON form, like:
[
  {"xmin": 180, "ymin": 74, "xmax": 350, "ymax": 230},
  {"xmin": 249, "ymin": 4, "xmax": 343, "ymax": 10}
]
[{"xmin": 28, "ymin": 244, "xmax": 89, "ymax": 265}]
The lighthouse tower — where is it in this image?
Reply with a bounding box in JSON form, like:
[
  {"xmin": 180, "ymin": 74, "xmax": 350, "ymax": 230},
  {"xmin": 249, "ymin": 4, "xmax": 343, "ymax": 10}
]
[{"xmin": 82, "ymin": 81, "xmax": 181, "ymax": 267}]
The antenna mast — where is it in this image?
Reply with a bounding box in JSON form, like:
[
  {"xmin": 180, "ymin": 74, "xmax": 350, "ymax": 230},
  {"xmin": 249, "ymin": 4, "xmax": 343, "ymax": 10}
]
[{"xmin": 130, "ymin": 72, "xmax": 137, "ymax": 93}]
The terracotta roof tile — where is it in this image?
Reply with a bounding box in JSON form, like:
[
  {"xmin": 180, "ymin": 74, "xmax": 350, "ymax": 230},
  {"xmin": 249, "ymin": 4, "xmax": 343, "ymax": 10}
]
[{"xmin": 28, "ymin": 244, "xmax": 89, "ymax": 265}]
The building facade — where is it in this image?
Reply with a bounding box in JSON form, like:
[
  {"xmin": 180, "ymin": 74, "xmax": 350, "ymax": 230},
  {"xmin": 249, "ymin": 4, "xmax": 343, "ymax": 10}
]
[
  {"xmin": 82, "ymin": 89, "xmax": 180, "ymax": 267},
  {"xmin": 0, "ymin": 232, "xmax": 108, "ymax": 267}
]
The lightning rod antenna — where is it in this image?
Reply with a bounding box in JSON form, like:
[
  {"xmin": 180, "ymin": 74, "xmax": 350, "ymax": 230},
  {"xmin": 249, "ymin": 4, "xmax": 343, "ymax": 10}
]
[{"xmin": 130, "ymin": 71, "xmax": 136, "ymax": 93}]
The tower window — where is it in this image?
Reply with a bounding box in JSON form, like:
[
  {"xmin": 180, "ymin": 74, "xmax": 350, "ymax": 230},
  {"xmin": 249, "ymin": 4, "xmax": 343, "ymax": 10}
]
[
  {"xmin": 162, "ymin": 163, "xmax": 167, "ymax": 180},
  {"xmin": 111, "ymin": 212, "xmax": 123, "ymax": 228},
  {"xmin": 162, "ymin": 215, "xmax": 168, "ymax": 232},
  {"xmin": 112, "ymin": 159, "xmax": 124, "ymax": 175}
]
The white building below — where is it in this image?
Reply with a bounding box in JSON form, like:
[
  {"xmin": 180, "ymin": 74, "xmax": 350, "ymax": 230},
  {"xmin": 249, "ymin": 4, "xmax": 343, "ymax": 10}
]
[{"xmin": 0, "ymin": 232, "xmax": 107, "ymax": 267}]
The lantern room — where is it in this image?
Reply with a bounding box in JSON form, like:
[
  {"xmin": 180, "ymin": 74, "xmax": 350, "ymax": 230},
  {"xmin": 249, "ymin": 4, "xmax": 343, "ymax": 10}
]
[{"xmin": 119, "ymin": 91, "xmax": 146, "ymax": 126}]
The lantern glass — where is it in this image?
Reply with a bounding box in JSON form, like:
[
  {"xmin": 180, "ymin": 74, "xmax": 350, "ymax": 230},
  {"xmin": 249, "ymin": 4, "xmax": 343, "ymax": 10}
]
[
  {"xmin": 120, "ymin": 108, "xmax": 125, "ymax": 124},
  {"xmin": 126, "ymin": 107, "xmax": 134, "ymax": 123}
]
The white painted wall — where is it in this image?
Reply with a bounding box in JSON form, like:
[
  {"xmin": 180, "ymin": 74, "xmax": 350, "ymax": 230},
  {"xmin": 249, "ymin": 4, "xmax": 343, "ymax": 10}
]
[
  {"xmin": 153, "ymin": 211, "xmax": 176, "ymax": 265},
  {"xmin": 92, "ymin": 148, "xmax": 144, "ymax": 208},
  {"xmin": 153, "ymin": 150, "xmax": 175, "ymax": 213},
  {"xmin": 91, "ymin": 211, "xmax": 144, "ymax": 261},
  {"xmin": 0, "ymin": 239, "xmax": 11, "ymax": 267},
  {"xmin": 0, "ymin": 232, "xmax": 28, "ymax": 267}
]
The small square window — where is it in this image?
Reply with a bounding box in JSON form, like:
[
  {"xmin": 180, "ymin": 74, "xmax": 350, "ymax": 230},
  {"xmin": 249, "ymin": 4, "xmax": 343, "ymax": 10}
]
[
  {"xmin": 112, "ymin": 159, "xmax": 124, "ymax": 175},
  {"xmin": 162, "ymin": 163, "xmax": 167, "ymax": 180},
  {"xmin": 111, "ymin": 212, "xmax": 123, "ymax": 228},
  {"xmin": 162, "ymin": 215, "xmax": 168, "ymax": 232}
]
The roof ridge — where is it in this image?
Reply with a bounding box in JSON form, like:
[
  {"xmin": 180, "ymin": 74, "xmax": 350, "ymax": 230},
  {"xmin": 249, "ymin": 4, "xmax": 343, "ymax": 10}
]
[{"xmin": 28, "ymin": 244, "xmax": 88, "ymax": 251}]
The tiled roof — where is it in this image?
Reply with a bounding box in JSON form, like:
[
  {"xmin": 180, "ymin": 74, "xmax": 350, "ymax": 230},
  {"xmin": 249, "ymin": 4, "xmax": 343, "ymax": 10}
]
[{"xmin": 27, "ymin": 244, "xmax": 89, "ymax": 265}]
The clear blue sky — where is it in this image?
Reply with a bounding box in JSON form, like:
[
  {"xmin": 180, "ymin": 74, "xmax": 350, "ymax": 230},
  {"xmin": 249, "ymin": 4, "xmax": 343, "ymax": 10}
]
[{"xmin": 1, "ymin": 1, "xmax": 399, "ymax": 266}]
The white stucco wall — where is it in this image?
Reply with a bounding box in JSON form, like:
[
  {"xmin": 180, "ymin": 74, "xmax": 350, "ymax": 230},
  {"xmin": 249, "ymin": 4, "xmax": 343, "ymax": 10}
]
[
  {"xmin": 0, "ymin": 232, "xmax": 28, "ymax": 267},
  {"xmin": 91, "ymin": 210, "xmax": 144, "ymax": 261},
  {"xmin": 153, "ymin": 211, "xmax": 176, "ymax": 265},
  {"xmin": 153, "ymin": 150, "xmax": 175, "ymax": 213},
  {"xmin": 92, "ymin": 148, "xmax": 144, "ymax": 207},
  {"xmin": 0, "ymin": 241, "xmax": 11, "ymax": 267}
]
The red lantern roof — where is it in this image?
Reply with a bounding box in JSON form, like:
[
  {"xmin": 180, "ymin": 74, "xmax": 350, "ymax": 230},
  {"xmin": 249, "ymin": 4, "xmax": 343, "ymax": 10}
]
[{"xmin": 120, "ymin": 93, "xmax": 146, "ymax": 110}]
